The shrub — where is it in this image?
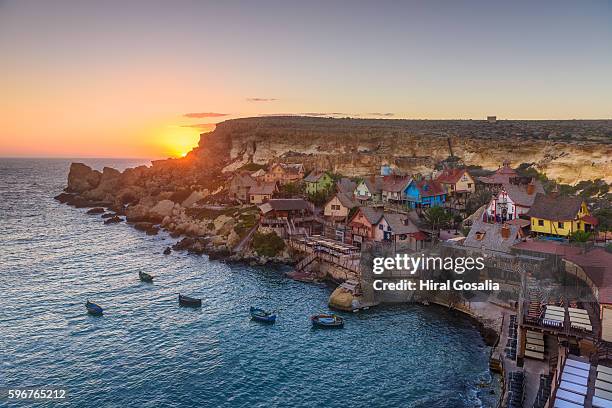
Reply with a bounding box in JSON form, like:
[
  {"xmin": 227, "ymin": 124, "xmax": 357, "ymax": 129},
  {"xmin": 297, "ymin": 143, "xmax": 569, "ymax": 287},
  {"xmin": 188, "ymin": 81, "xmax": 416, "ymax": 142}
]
[{"xmin": 252, "ymin": 231, "xmax": 285, "ymax": 257}]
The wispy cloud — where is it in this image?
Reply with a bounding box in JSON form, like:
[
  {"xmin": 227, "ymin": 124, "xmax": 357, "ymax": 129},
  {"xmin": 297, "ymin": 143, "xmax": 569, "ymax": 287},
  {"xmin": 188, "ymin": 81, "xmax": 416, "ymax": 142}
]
[
  {"xmin": 181, "ymin": 123, "xmax": 217, "ymax": 132},
  {"xmin": 301, "ymin": 112, "xmax": 346, "ymax": 117},
  {"xmin": 183, "ymin": 112, "xmax": 229, "ymax": 118},
  {"xmin": 368, "ymin": 112, "xmax": 395, "ymax": 117},
  {"xmin": 246, "ymin": 98, "xmax": 278, "ymax": 102}
]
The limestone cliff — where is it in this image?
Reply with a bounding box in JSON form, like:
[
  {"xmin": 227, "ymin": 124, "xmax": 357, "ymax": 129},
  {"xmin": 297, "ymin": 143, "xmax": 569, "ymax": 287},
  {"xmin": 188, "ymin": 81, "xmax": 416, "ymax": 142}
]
[{"xmin": 192, "ymin": 116, "xmax": 612, "ymax": 184}]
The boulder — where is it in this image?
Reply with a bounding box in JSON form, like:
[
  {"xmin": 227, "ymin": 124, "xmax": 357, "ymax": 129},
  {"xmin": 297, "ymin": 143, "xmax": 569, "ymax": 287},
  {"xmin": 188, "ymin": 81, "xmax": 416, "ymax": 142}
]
[
  {"xmin": 181, "ymin": 191, "xmax": 205, "ymax": 208},
  {"xmin": 149, "ymin": 199, "xmax": 176, "ymax": 218},
  {"xmin": 163, "ymin": 247, "xmax": 172, "ymax": 255},
  {"xmin": 133, "ymin": 222, "xmax": 159, "ymax": 235},
  {"xmin": 83, "ymin": 167, "xmax": 121, "ymax": 201},
  {"xmin": 104, "ymin": 216, "xmax": 123, "ymax": 224},
  {"xmin": 101, "ymin": 212, "xmax": 115, "ymax": 218},
  {"xmin": 125, "ymin": 204, "xmax": 151, "ymax": 222},
  {"xmin": 86, "ymin": 207, "xmax": 105, "ymax": 215},
  {"xmin": 213, "ymin": 214, "xmax": 235, "ymax": 235},
  {"xmin": 67, "ymin": 163, "xmax": 101, "ymax": 193}
]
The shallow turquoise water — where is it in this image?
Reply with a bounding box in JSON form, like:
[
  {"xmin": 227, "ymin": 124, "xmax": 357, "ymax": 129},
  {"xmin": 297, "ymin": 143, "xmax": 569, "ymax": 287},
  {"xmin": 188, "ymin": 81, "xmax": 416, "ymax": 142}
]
[{"xmin": 0, "ymin": 159, "xmax": 499, "ymax": 407}]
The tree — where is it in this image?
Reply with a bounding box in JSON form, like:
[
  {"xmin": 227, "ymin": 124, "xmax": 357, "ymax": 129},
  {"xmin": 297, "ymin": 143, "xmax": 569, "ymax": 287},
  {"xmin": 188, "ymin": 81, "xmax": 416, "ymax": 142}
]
[
  {"xmin": 423, "ymin": 207, "xmax": 452, "ymax": 240},
  {"xmin": 570, "ymin": 230, "xmax": 592, "ymax": 243}
]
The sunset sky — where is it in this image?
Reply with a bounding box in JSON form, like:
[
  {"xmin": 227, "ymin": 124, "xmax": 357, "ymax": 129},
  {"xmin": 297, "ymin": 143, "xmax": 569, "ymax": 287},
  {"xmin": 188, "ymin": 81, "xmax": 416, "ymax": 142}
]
[{"xmin": 1, "ymin": 0, "xmax": 611, "ymax": 158}]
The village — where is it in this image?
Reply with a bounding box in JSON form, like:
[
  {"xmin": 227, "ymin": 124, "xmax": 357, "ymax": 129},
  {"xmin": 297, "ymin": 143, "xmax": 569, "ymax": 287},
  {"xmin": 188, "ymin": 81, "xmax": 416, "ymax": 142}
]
[{"xmin": 222, "ymin": 157, "xmax": 611, "ymax": 408}]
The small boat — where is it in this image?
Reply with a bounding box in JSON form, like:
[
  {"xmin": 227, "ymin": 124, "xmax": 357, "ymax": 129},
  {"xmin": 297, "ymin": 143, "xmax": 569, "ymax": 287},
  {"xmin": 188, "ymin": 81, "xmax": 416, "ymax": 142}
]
[
  {"xmin": 85, "ymin": 300, "xmax": 103, "ymax": 316},
  {"xmin": 139, "ymin": 271, "xmax": 154, "ymax": 282},
  {"xmin": 311, "ymin": 314, "xmax": 343, "ymax": 328},
  {"xmin": 250, "ymin": 307, "xmax": 277, "ymax": 323},
  {"xmin": 178, "ymin": 294, "xmax": 202, "ymax": 308}
]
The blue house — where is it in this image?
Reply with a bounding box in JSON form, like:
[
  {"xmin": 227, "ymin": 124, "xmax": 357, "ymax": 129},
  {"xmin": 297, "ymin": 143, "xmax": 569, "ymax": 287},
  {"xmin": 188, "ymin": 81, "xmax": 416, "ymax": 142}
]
[{"xmin": 404, "ymin": 179, "xmax": 447, "ymax": 209}]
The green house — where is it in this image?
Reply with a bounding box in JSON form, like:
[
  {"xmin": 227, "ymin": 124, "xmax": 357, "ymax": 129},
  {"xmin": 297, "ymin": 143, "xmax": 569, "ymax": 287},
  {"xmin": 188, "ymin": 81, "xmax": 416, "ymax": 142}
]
[{"xmin": 304, "ymin": 171, "xmax": 333, "ymax": 195}]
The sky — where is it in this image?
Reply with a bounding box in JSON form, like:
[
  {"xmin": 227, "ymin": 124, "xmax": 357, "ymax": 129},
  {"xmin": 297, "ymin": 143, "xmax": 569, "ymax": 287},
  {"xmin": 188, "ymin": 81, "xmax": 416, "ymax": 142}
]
[{"xmin": 0, "ymin": 0, "xmax": 611, "ymax": 158}]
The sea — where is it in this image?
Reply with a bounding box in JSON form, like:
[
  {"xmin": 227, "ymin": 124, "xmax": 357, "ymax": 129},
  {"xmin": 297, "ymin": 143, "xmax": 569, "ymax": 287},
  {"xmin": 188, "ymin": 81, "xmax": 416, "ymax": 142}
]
[{"xmin": 0, "ymin": 158, "xmax": 501, "ymax": 407}]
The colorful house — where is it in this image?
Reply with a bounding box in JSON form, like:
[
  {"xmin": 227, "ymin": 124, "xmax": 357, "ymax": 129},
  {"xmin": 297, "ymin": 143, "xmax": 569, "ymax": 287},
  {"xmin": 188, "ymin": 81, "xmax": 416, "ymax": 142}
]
[
  {"xmin": 304, "ymin": 171, "xmax": 334, "ymax": 195},
  {"xmin": 382, "ymin": 175, "xmax": 412, "ymax": 204},
  {"xmin": 248, "ymin": 182, "xmax": 278, "ymax": 204},
  {"xmin": 347, "ymin": 207, "xmax": 384, "ymax": 247},
  {"xmin": 404, "ymin": 179, "xmax": 446, "ymax": 209},
  {"xmin": 527, "ymin": 193, "xmax": 597, "ymax": 237},
  {"xmin": 374, "ymin": 212, "xmax": 426, "ymax": 250},
  {"xmin": 435, "ymin": 168, "xmax": 475, "ymax": 195},
  {"xmin": 228, "ymin": 173, "xmax": 258, "ymax": 202},
  {"xmin": 324, "ymin": 192, "xmax": 358, "ymax": 221},
  {"xmin": 484, "ymin": 179, "xmax": 543, "ymax": 223},
  {"xmin": 478, "ymin": 160, "xmax": 518, "ymax": 190},
  {"xmin": 263, "ymin": 163, "xmax": 304, "ymax": 185},
  {"xmin": 354, "ymin": 176, "xmax": 383, "ymax": 203}
]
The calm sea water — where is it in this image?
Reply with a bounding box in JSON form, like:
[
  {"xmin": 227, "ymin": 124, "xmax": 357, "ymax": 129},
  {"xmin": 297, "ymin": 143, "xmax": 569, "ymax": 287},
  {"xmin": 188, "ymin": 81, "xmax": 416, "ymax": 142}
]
[{"xmin": 0, "ymin": 158, "xmax": 500, "ymax": 407}]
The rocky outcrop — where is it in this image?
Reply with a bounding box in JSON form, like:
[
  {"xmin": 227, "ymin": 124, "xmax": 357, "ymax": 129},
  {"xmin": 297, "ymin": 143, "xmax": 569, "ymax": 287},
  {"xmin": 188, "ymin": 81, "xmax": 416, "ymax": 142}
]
[{"xmin": 67, "ymin": 163, "xmax": 101, "ymax": 193}]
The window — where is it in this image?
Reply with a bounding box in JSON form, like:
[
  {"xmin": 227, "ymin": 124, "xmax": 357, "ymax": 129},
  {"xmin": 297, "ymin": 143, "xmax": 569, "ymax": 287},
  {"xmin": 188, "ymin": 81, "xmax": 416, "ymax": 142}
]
[
  {"xmin": 558, "ymin": 222, "xmax": 564, "ymax": 229},
  {"xmin": 331, "ymin": 204, "xmax": 340, "ymax": 211},
  {"xmin": 378, "ymin": 224, "xmax": 383, "ymax": 230},
  {"xmin": 538, "ymin": 220, "xmax": 544, "ymax": 226},
  {"xmin": 467, "ymin": 183, "xmax": 472, "ymax": 188}
]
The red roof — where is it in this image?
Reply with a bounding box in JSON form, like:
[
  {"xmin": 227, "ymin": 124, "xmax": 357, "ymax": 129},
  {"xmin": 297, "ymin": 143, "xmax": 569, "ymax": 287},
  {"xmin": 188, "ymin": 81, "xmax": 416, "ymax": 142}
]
[
  {"xmin": 436, "ymin": 168, "xmax": 467, "ymax": 184},
  {"xmin": 411, "ymin": 231, "xmax": 428, "ymax": 241},
  {"xmin": 564, "ymin": 249, "xmax": 612, "ymax": 304},
  {"xmin": 512, "ymin": 240, "xmax": 583, "ymax": 256},
  {"xmin": 413, "ymin": 179, "xmax": 446, "ymax": 197},
  {"xmin": 580, "ymin": 215, "xmax": 599, "ymax": 226}
]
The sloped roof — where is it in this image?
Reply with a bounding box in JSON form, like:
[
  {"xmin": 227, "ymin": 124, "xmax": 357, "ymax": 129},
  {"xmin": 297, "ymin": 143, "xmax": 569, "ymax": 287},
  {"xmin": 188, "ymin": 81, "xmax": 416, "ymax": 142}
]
[
  {"xmin": 272, "ymin": 163, "xmax": 304, "ymax": 175},
  {"xmin": 383, "ymin": 212, "xmax": 420, "ymax": 234},
  {"xmin": 304, "ymin": 171, "xmax": 329, "ymax": 183},
  {"xmin": 502, "ymin": 180, "xmax": 544, "ymax": 207},
  {"xmin": 259, "ymin": 198, "xmax": 310, "ymax": 213},
  {"xmin": 231, "ymin": 173, "xmax": 258, "ymax": 188},
  {"xmin": 527, "ymin": 193, "xmax": 584, "ymax": 220},
  {"xmin": 436, "ymin": 168, "xmax": 469, "ymax": 184},
  {"xmin": 463, "ymin": 220, "xmax": 522, "ymax": 253},
  {"xmin": 336, "ymin": 192, "xmax": 358, "ymax": 209},
  {"xmin": 251, "ymin": 169, "xmax": 266, "ymax": 177},
  {"xmin": 564, "ymin": 248, "xmax": 612, "ymax": 304},
  {"xmin": 411, "ymin": 180, "xmax": 446, "ymax": 197},
  {"xmin": 382, "ymin": 175, "xmax": 412, "ymax": 192},
  {"xmin": 352, "ymin": 207, "xmax": 384, "ymax": 225},
  {"xmin": 249, "ymin": 182, "xmax": 277, "ymax": 195},
  {"xmin": 478, "ymin": 164, "xmax": 518, "ymax": 185},
  {"xmin": 336, "ymin": 178, "xmax": 357, "ymax": 195},
  {"xmin": 362, "ymin": 176, "xmax": 383, "ymax": 194}
]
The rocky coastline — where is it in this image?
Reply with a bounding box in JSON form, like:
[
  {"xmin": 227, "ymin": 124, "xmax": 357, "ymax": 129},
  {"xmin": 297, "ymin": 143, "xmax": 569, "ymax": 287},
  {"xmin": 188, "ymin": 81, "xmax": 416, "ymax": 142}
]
[{"xmin": 55, "ymin": 162, "xmax": 293, "ymax": 266}]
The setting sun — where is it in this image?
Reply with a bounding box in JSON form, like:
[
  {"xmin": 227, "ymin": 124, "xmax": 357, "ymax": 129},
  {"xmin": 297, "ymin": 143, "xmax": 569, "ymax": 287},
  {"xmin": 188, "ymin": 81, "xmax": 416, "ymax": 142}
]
[{"xmin": 154, "ymin": 125, "xmax": 201, "ymax": 158}]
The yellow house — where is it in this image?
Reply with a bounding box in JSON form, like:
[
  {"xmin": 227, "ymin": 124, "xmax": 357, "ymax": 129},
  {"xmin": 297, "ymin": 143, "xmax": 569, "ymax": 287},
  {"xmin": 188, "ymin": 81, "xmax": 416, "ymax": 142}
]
[
  {"xmin": 527, "ymin": 193, "xmax": 597, "ymax": 237},
  {"xmin": 434, "ymin": 168, "xmax": 476, "ymax": 195}
]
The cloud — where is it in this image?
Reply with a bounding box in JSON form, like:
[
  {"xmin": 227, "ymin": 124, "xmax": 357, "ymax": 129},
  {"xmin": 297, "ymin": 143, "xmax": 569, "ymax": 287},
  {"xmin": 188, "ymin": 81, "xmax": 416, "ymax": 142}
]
[
  {"xmin": 368, "ymin": 112, "xmax": 395, "ymax": 117},
  {"xmin": 301, "ymin": 112, "xmax": 346, "ymax": 117},
  {"xmin": 181, "ymin": 123, "xmax": 217, "ymax": 132},
  {"xmin": 183, "ymin": 112, "xmax": 229, "ymax": 118},
  {"xmin": 246, "ymin": 98, "xmax": 278, "ymax": 102}
]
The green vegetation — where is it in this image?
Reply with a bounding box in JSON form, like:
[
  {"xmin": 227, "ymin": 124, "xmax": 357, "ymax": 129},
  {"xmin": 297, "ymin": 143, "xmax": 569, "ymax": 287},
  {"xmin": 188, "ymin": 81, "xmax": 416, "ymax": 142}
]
[
  {"xmin": 308, "ymin": 189, "xmax": 334, "ymax": 206},
  {"xmin": 594, "ymin": 208, "xmax": 612, "ymax": 231},
  {"xmin": 423, "ymin": 207, "xmax": 453, "ymax": 231},
  {"xmin": 570, "ymin": 230, "xmax": 592, "ymax": 243},
  {"xmin": 252, "ymin": 231, "xmax": 285, "ymax": 257},
  {"xmin": 233, "ymin": 211, "xmax": 258, "ymax": 237},
  {"xmin": 278, "ymin": 182, "xmax": 304, "ymax": 198}
]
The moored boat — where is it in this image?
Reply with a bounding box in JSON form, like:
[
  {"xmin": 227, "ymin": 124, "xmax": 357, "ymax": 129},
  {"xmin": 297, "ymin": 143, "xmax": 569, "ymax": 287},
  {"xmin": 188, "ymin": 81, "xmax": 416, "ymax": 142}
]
[
  {"xmin": 178, "ymin": 294, "xmax": 202, "ymax": 308},
  {"xmin": 85, "ymin": 300, "xmax": 103, "ymax": 316},
  {"xmin": 250, "ymin": 307, "xmax": 277, "ymax": 323},
  {"xmin": 311, "ymin": 314, "xmax": 343, "ymax": 328},
  {"xmin": 139, "ymin": 271, "xmax": 154, "ymax": 282}
]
